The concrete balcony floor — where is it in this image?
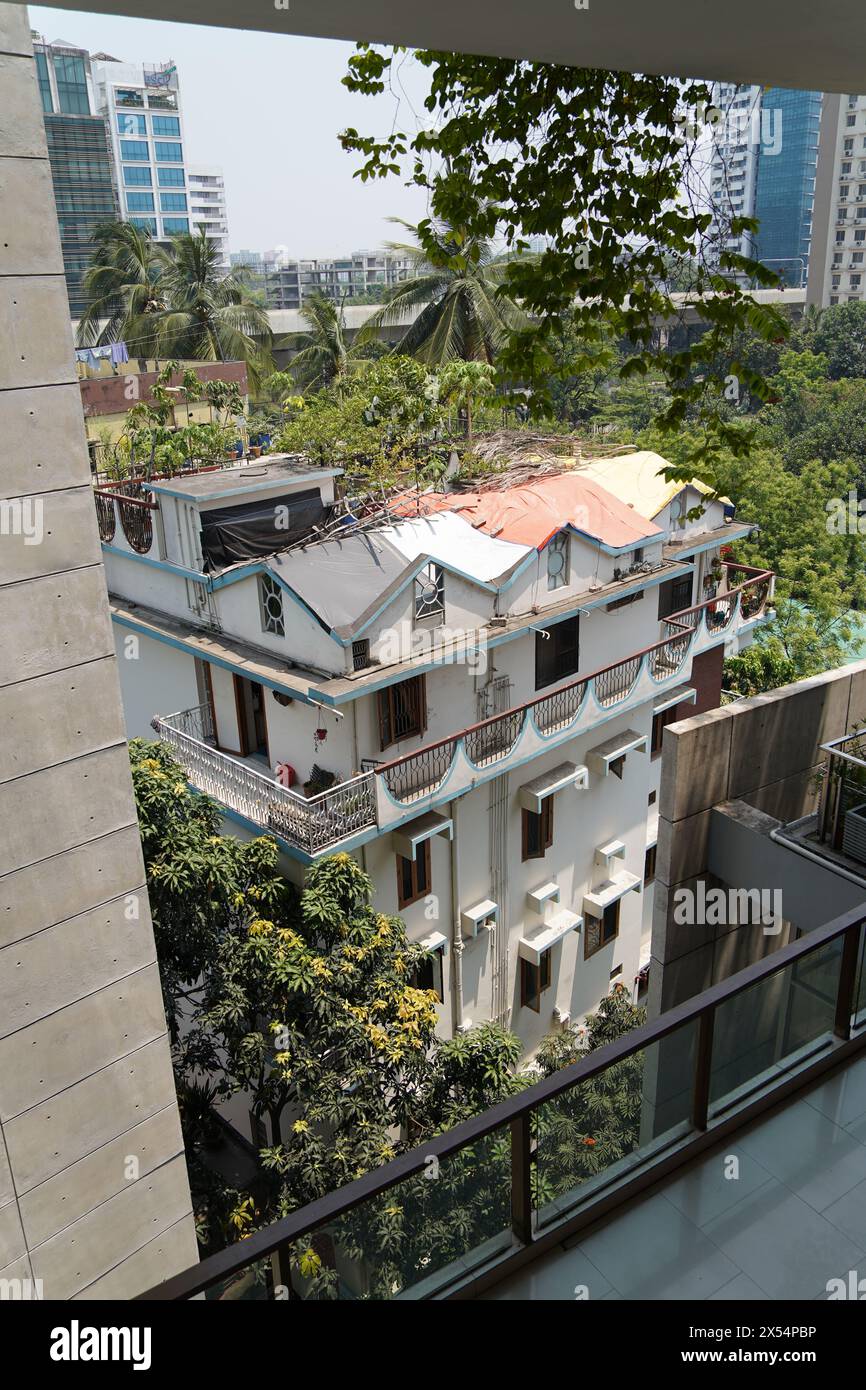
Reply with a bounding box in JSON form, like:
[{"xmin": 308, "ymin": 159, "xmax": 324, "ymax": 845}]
[{"xmin": 483, "ymin": 1053, "xmax": 866, "ymax": 1300}]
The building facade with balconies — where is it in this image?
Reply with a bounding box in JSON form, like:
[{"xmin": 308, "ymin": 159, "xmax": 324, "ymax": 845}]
[{"xmin": 97, "ymin": 450, "xmax": 773, "ymax": 1057}]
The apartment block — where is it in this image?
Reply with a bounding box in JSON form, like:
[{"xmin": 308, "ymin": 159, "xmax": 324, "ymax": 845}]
[
  {"xmin": 93, "ymin": 448, "xmax": 773, "ymax": 1103},
  {"xmin": 808, "ymin": 92, "xmax": 866, "ymax": 306}
]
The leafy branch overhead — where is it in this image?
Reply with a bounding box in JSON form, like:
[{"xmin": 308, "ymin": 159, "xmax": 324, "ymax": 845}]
[{"xmin": 341, "ymin": 47, "xmax": 787, "ymax": 480}]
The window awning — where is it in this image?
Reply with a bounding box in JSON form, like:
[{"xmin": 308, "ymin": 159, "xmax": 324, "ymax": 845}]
[
  {"xmin": 526, "ymin": 880, "xmax": 560, "ymax": 913},
  {"xmin": 583, "ymin": 870, "xmax": 642, "ymax": 919},
  {"xmin": 586, "ymin": 730, "xmax": 648, "ymax": 777},
  {"xmin": 418, "ymin": 930, "xmax": 447, "ymax": 954},
  {"xmin": 392, "ymin": 811, "xmax": 453, "ymax": 861},
  {"xmin": 518, "ymin": 761, "xmax": 588, "ymax": 814},
  {"xmin": 652, "ymin": 684, "xmax": 697, "ymax": 716},
  {"xmin": 518, "ymin": 908, "xmax": 583, "ymax": 965}
]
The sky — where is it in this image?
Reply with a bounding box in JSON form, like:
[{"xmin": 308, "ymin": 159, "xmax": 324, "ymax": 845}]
[{"xmin": 31, "ymin": 8, "xmax": 432, "ymax": 256}]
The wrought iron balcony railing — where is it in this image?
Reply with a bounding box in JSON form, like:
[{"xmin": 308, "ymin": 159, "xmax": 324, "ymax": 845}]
[
  {"xmin": 376, "ymin": 566, "xmax": 773, "ymax": 809},
  {"xmin": 152, "ymin": 705, "xmax": 377, "ymax": 855}
]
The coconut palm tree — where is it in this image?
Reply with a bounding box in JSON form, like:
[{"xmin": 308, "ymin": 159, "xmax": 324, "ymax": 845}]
[
  {"xmin": 76, "ymin": 223, "xmax": 273, "ymax": 384},
  {"xmin": 360, "ymin": 217, "xmax": 530, "ymax": 365},
  {"xmin": 155, "ymin": 229, "xmax": 273, "ymax": 384},
  {"xmin": 75, "ymin": 221, "xmax": 165, "ymax": 356},
  {"xmin": 285, "ymin": 291, "xmax": 356, "ymax": 391}
]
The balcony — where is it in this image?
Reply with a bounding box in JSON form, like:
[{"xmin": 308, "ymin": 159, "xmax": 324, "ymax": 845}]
[
  {"xmin": 152, "ymin": 705, "xmax": 377, "ymax": 856},
  {"xmin": 139, "ymin": 901, "xmax": 866, "ymax": 1301},
  {"xmin": 151, "ymin": 565, "xmax": 773, "ymax": 852},
  {"xmin": 373, "ymin": 564, "xmax": 774, "ymax": 822}
]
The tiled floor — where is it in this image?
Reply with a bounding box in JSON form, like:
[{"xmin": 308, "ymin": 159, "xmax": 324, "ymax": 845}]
[{"xmin": 483, "ymin": 1053, "xmax": 866, "ymax": 1301}]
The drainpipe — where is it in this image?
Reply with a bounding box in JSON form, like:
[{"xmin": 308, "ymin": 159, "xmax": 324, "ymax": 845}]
[{"xmin": 450, "ymin": 798, "xmax": 465, "ymax": 1035}]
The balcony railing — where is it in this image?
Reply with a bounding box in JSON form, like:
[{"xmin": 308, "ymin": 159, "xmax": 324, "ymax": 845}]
[
  {"xmin": 152, "ymin": 705, "xmax": 377, "ymax": 856},
  {"xmin": 94, "ymin": 480, "xmax": 158, "ymax": 552},
  {"xmin": 138, "ymin": 901, "xmax": 866, "ymax": 1301},
  {"xmin": 376, "ymin": 566, "xmax": 773, "ymax": 811}
]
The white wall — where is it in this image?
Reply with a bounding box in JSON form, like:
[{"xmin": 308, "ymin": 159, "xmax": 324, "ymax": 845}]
[{"xmin": 114, "ymin": 628, "xmax": 200, "ymax": 738}]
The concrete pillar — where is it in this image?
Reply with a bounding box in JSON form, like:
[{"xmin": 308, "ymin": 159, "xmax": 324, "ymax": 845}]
[{"xmin": 0, "ymin": 5, "xmax": 196, "ymax": 1299}]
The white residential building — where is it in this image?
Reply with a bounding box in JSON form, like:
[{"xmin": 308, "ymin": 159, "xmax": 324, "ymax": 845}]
[
  {"xmin": 708, "ymin": 82, "xmax": 764, "ymax": 262},
  {"xmin": 92, "ymin": 55, "xmax": 229, "ymax": 263},
  {"xmin": 188, "ymin": 164, "xmax": 230, "ymax": 269},
  {"xmin": 808, "ymin": 93, "xmax": 866, "ymax": 307},
  {"xmin": 96, "ymin": 452, "xmax": 773, "ymax": 1059}
]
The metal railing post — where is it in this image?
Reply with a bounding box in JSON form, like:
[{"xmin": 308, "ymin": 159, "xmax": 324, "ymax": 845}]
[
  {"xmin": 691, "ymin": 1006, "xmax": 715, "ymax": 1131},
  {"xmin": 835, "ymin": 922, "xmax": 863, "ymax": 1041},
  {"xmin": 510, "ymin": 1112, "xmax": 533, "ymax": 1247}
]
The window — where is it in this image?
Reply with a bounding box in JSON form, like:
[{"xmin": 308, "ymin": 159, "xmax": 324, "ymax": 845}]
[
  {"xmin": 129, "ymin": 217, "xmax": 157, "ymax": 235},
  {"xmin": 126, "ymin": 192, "xmax": 155, "ymax": 212},
  {"xmin": 658, "ymin": 575, "xmax": 693, "ymax": 620},
  {"xmin": 162, "ymin": 218, "xmax": 190, "ymax": 235},
  {"xmin": 522, "ymin": 797, "xmax": 554, "ymax": 861},
  {"xmin": 397, "ymin": 840, "xmax": 431, "ymax": 910},
  {"xmin": 648, "ymin": 789, "xmax": 657, "ymax": 806},
  {"xmin": 607, "ymin": 590, "xmax": 642, "ymax": 612},
  {"xmin": 258, "ymin": 574, "xmax": 284, "ymax": 636},
  {"xmin": 546, "ymin": 531, "xmax": 569, "ymax": 590},
  {"xmin": 352, "ymin": 638, "xmax": 370, "ymax": 671},
  {"xmin": 158, "ymin": 166, "xmax": 185, "ymax": 187},
  {"xmin": 644, "ymin": 844, "xmax": 657, "ymax": 886},
  {"xmin": 117, "ymin": 112, "xmax": 146, "ymax": 136},
  {"xmin": 151, "ymin": 115, "xmax": 180, "ymax": 136},
  {"xmin": 535, "ymin": 615, "xmax": 579, "ymax": 690},
  {"xmin": 378, "ymin": 675, "xmax": 426, "ymax": 749},
  {"xmin": 154, "ymin": 140, "xmax": 183, "ymax": 161},
  {"xmin": 159, "ymin": 192, "xmax": 187, "ymax": 212},
  {"xmin": 652, "ymin": 702, "xmax": 680, "ymax": 757},
  {"xmin": 116, "ymin": 88, "xmax": 145, "ymax": 108},
  {"xmin": 35, "ymin": 50, "xmax": 53, "ymax": 114},
  {"xmin": 123, "ymin": 165, "xmax": 152, "ymax": 187},
  {"xmin": 409, "ymin": 934, "xmax": 444, "ymax": 999},
  {"xmin": 414, "ymin": 562, "xmax": 445, "ymax": 623},
  {"xmin": 120, "ymin": 139, "xmax": 149, "ymax": 161},
  {"xmin": 54, "ymin": 54, "xmax": 89, "ymax": 115},
  {"xmin": 520, "ymin": 952, "xmax": 553, "ymax": 1012},
  {"xmin": 584, "ymin": 900, "xmax": 620, "ymax": 959}
]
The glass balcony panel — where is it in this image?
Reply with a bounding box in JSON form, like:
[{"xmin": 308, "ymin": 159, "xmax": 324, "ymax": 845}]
[
  {"xmin": 534, "ymin": 1019, "xmax": 698, "ymax": 1228},
  {"xmin": 284, "ymin": 1126, "xmax": 512, "ymax": 1299},
  {"xmin": 709, "ymin": 937, "xmax": 843, "ymax": 1114}
]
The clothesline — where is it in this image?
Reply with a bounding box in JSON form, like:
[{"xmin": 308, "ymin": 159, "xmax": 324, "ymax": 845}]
[{"xmin": 75, "ymin": 341, "xmax": 130, "ymax": 368}]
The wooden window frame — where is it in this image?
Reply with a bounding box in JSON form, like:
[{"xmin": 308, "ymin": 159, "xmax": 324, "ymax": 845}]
[
  {"xmin": 584, "ymin": 899, "xmax": 621, "ymax": 961},
  {"xmin": 410, "ymin": 939, "xmax": 444, "ymax": 1001},
  {"xmin": 644, "ymin": 844, "xmax": 657, "ymax": 887},
  {"xmin": 378, "ymin": 674, "xmax": 427, "ymax": 751},
  {"xmin": 522, "ymin": 796, "xmax": 554, "ymax": 861},
  {"xmin": 397, "ymin": 838, "xmax": 432, "ymax": 910},
  {"xmin": 520, "ymin": 951, "xmax": 553, "ymax": 1012},
  {"xmin": 651, "ymin": 701, "xmax": 680, "ymax": 758}
]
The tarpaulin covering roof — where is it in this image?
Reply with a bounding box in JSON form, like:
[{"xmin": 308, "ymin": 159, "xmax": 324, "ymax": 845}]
[
  {"xmin": 573, "ymin": 450, "xmax": 718, "ymax": 519},
  {"xmin": 378, "ymin": 511, "xmax": 531, "ymax": 582},
  {"xmin": 392, "ymin": 472, "xmax": 662, "ymax": 550}
]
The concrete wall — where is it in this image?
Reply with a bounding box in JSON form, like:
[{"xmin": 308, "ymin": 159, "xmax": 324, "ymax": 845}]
[
  {"xmin": 650, "ymin": 658, "xmax": 866, "ymax": 1016},
  {"xmin": 0, "ymin": 6, "xmax": 196, "ymax": 1299}
]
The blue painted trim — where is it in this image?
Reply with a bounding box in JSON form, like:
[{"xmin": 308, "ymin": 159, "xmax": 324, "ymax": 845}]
[
  {"xmin": 101, "ymin": 542, "xmax": 205, "ymax": 584},
  {"xmin": 110, "ymin": 609, "xmax": 319, "ymax": 706},
  {"xmin": 149, "ymin": 466, "xmax": 342, "ymax": 502}
]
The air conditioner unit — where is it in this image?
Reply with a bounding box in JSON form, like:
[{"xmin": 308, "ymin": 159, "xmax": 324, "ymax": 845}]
[{"xmin": 842, "ymin": 803, "xmax": 866, "ymax": 864}]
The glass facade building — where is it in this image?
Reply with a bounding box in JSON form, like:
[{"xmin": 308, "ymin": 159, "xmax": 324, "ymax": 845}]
[
  {"xmin": 34, "ymin": 40, "xmax": 119, "ymax": 318},
  {"xmin": 753, "ymin": 88, "xmax": 822, "ymax": 287}
]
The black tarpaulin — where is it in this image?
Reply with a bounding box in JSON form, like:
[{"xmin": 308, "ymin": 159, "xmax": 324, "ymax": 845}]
[{"xmin": 201, "ymin": 489, "xmax": 327, "ymax": 570}]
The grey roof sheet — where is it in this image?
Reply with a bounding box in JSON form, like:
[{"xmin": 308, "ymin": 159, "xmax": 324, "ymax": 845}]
[{"xmin": 265, "ymin": 530, "xmax": 410, "ymax": 636}]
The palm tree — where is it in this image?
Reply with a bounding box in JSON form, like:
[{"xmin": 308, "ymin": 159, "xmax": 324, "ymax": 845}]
[
  {"xmin": 76, "ymin": 223, "xmax": 273, "ymax": 384},
  {"xmin": 286, "ymin": 292, "xmax": 355, "ymax": 390},
  {"xmin": 155, "ymin": 230, "xmax": 273, "ymax": 384},
  {"xmin": 76, "ymin": 221, "xmax": 165, "ymax": 356},
  {"xmin": 360, "ymin": 217, "xmax": 530, "ymax": 365}
]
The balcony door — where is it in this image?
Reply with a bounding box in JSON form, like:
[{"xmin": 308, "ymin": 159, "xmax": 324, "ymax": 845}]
[{"xmin": 233, "ymin": 675, "xmax": 270, "ymax": 763}]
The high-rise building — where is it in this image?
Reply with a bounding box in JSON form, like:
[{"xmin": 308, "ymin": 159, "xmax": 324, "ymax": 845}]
[
  {"xmin": 807, "ymin": 93, "xmax": 866, "ymax": 307},
  {"xmin": 187, "ymin": 165, "xmax": 229, "ymax": 269},
  {"xmin": 91, "ymin": 54, "xmax": 230, "ymax": 261},
  {"xmin": 753, "ymin": 88, "xmax": 821, "ymax": 287},
  {"xmin": 32, "ymin": 35, "xmax": 119, "ymax": 317},
  {"xmin": 708, "ymin": 83, "xmax": 820, "ymax": 288}
]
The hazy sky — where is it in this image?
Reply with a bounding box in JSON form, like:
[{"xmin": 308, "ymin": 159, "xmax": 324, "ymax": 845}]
[{"xmin": 31, "ymin": 8, "xmax": 432, "ymax": 256}]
